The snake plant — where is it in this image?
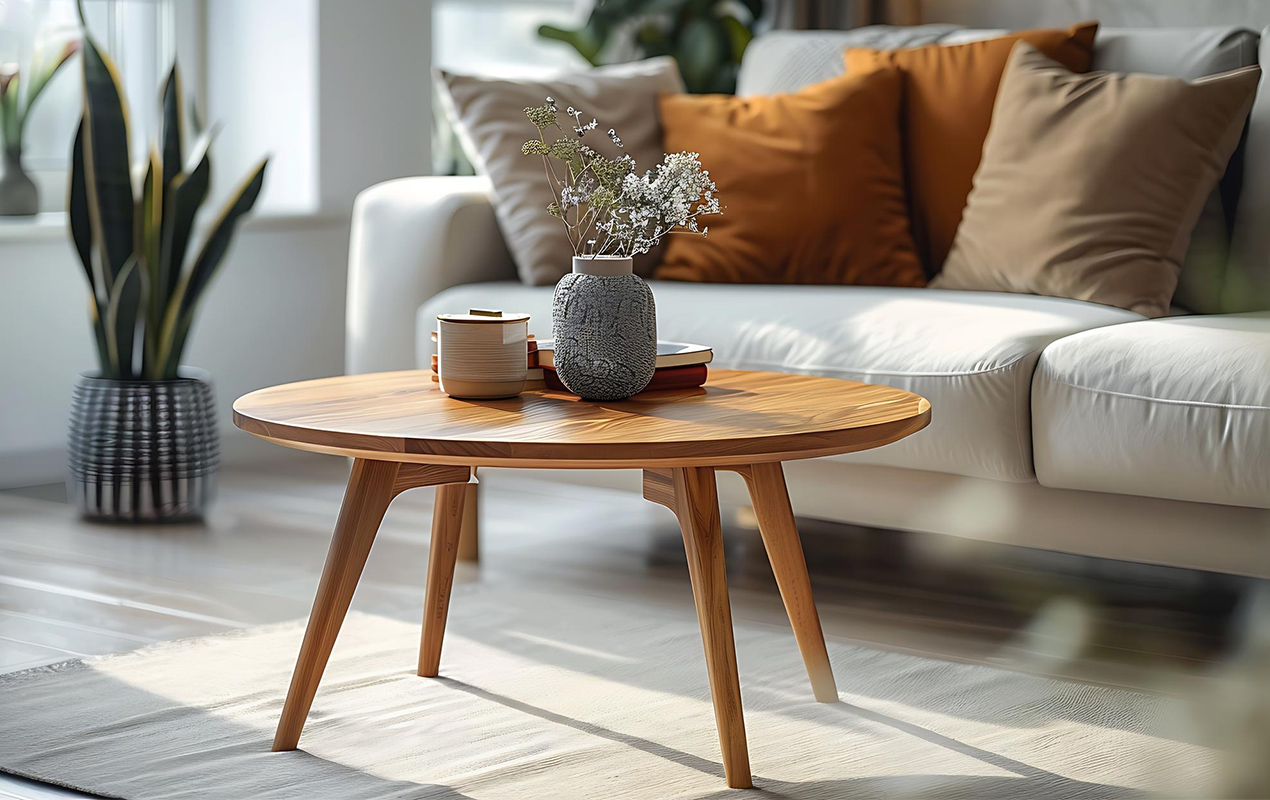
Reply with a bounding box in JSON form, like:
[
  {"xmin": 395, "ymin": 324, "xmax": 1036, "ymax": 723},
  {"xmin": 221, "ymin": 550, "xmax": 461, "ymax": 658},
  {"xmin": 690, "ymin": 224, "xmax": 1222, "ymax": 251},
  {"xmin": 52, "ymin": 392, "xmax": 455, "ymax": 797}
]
[{"xmin": 69, "ymin": 2, "xmax": 267, "ymax": 381}]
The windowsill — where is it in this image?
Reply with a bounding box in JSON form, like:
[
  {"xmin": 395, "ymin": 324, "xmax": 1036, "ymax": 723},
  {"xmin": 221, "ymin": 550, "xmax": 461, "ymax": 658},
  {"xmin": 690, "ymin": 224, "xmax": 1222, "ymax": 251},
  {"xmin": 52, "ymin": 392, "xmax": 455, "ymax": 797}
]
[{"xmin": 0, "ymin": 209, "xmax": 349, "ymax": 244}]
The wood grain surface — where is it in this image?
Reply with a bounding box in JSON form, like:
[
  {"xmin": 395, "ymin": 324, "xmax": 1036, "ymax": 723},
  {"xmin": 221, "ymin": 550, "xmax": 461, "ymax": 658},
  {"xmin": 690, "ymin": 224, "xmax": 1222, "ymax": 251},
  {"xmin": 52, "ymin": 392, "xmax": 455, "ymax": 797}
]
[
  {"xmin": 646, "ymin": 466, "xmax": 752, "ymax": 788},
  {"xmin": 272, "ymin": 459, "xmax": 399, "ymax": 751},
  {"xmin": 233, "ymin": 370, "xmax": 931, "ymax": 468},
  {"xmin": 729, "ymin": 463, "xmax": 838, "ymax": 702}
]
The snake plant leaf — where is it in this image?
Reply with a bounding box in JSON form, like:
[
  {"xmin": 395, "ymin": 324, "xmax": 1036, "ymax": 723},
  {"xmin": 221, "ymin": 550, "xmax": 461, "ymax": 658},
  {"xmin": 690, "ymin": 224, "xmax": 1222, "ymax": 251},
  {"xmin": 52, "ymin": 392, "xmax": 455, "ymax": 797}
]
[
  {"xmin": 104, "ymin": 256, "xmax": 143, "ymax": 379},
  {"xmin": 139, "ymin": 148, "xmax": 163, "ymax": 370},
  {"xmin": 159, "ymin": 64, "xmax": 183, "ymax": 191},
  {"xmin": 159, "ymin": 131, "xmax": 212, "ymax": 302},
  {"xmin": 79, "ymin": 32, "xmax": 134, "ymax": 292},
  {"xmin": 68, "ymin": 121, "xmax": 96, "ymax": 297},
  {"xmin": 70, "ymin": 120, "xmax": 111, "ymax": 371},
  {"xmin": 159, "ymin": 159, "xmax": 267, "ymax": 377},
  {"xmin": 145, "ymin": 135, "xmax": 212, "ymax": 380}
]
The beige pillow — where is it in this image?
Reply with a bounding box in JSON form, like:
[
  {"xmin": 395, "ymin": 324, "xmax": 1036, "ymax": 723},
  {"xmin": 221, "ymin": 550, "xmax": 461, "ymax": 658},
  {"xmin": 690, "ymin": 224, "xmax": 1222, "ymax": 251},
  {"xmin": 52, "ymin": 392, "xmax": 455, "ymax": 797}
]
[
  {"xmin": 933, "ymin": 43, "xmax": 1260, "ymax": 317},
  {"xmin": 435, "ymin": 58, "xmax": 684, "ymax": 286}
]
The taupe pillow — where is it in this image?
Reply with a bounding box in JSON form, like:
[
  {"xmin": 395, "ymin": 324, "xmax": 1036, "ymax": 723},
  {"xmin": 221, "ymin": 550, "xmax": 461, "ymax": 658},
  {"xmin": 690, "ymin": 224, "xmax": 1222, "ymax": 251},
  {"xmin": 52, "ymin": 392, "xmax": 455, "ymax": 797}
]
[
  {"xmin": 932, "ymin": 42, "xmax": 1260, "ymax": 317},
  {"xmin": 435, "ymin": 58, "xmax": 684, "ymax": 286}
]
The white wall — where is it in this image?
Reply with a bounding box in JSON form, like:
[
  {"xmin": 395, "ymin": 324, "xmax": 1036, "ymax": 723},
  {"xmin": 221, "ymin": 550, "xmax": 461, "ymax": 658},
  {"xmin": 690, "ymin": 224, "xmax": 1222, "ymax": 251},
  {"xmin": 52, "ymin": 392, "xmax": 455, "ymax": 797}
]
[
  {"xmin": 0, "ymin": 0, "xmax": 434, "ymax": 488},
  {"xmin": 0, "ymin": 218, "xmax": 349, "ymax": 487},
  {"xmin": 207, "ymin": 0, "xmax": 320, "ymax": 213}
]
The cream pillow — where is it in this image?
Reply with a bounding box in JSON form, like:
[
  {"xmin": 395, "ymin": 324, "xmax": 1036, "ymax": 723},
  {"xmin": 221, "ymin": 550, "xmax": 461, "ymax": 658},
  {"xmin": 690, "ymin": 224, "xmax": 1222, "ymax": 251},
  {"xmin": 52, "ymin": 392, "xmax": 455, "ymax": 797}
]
[
  {"xmin": 933, "ymin": 43, "xmax": 1260, "ymax": 317},
  {"xmin": 435, "ymin": 58, "xmax": 684, "ymax": 286}
]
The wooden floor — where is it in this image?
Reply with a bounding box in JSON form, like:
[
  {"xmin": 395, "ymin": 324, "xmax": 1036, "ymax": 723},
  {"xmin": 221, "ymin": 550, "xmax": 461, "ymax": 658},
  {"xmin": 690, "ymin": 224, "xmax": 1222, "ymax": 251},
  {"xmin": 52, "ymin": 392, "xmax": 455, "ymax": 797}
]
[{"xmin": 0, "ymin": 453, "xmax": 1261, "ymax": 798}]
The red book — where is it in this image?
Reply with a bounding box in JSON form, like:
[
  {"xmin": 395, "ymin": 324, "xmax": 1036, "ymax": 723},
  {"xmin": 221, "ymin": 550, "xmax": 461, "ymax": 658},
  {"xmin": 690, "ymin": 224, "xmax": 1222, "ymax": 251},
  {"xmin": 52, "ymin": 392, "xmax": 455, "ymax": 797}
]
[{"xmin": 543, "ymin": 364, "xmax": 707, "ymax": 395}]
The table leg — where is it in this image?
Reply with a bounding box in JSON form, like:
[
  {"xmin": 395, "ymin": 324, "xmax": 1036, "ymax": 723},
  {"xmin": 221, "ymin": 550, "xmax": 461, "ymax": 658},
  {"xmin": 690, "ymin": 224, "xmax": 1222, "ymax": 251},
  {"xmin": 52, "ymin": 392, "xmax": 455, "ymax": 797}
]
[
  {"xmin": 418, "ymin": 481, "xmax": 468, "ymax": 676},
  {"xmin": 734, "ymin": 462, "xmax": 838, "ymax": 703},
  {"xmin": 273, "ymin": 458, "xmax": 400, "ymax": 751},
  {"xmin": 456, "ymin": 470, "xmax": 479, "ymax": 564},
  {"xmin": 646, "ymin": 466, "xmax": 752, "ymax": 789}
]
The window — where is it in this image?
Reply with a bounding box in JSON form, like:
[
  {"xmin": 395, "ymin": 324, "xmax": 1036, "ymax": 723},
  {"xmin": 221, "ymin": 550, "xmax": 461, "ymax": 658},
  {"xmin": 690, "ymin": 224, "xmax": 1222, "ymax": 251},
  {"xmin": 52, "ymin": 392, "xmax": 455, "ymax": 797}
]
[
  {"xmin": 1, "ymin": 0, "xmax": 199, "ymax": 212},
  {"xmin": 431, "ymin": 0, "xmax": 588, "ymax": 175}
]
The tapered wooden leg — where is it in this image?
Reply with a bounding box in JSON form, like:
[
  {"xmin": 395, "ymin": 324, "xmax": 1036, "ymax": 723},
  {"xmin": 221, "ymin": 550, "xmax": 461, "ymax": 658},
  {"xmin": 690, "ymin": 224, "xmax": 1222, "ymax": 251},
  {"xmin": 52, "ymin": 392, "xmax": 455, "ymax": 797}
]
[
  {"xmin": 661, "ymin": 466, "xmax": 751, "ymax": 790},
  {"xmin": 736, "ymin": 462, "xmax": 838, "ymax": 703},
  {"xmin": 273, "ymin": 458, "xmax": 400, "ymax": 751},
  {"xmin": 418, "ymin": 481, "xmax": 468, "ymax": 677},
  {"xmin": 456, "ymin": 470, "xmax": 479, "ymax": 564}
]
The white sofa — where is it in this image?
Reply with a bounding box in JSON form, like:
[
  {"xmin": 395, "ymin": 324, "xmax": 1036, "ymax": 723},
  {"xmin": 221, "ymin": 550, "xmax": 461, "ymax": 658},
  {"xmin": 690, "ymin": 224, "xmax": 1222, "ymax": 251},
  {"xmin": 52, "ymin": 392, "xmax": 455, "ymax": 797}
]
[{"xmin": 347, "ymin": 12, "xmax": 1270, "ymax": 577}]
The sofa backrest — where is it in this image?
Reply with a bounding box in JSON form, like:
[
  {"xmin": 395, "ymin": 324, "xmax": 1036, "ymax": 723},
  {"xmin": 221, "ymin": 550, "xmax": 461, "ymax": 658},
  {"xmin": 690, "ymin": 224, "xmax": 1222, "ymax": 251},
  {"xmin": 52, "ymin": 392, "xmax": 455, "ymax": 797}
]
[
  {"xmin": 737, "ymin": 25, "xmax": 1270, "ymax": 312},
  {"xmin": 912, "ymin": 0, "xmax": 1270, "ymax": 31}
]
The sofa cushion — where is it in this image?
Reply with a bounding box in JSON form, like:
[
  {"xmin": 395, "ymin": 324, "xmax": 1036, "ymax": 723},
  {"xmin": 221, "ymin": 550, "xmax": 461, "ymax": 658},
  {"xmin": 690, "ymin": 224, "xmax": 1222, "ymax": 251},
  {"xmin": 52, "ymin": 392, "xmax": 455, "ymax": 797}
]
[
  {"xmin": 1093, "ymin": 27, "xmax": 1261, "ymax": 314},
  {"xmin": 843, "ymin": 23, "xmax": 1099, "ymax": 273},
  {"xmin": 419, "ymin": 283, "xmax": 1140, "ymax": 482},
  {"xmin": 737, "ymin": 25, "xmax": 1262, "ymax": 313},
  {"xmin": 933, "ymin": 44, "xmax": 1260, "ymax": 317},
  {"xmin": 434, "ymin": 58, "xmax": 683, "ymax": 286},
  {"xmin": 1033, "ymin": 312, "xmax": 1270, "ymax": 508},
  {"xmin": 655, "ymin": 67, "xmax": 925, "ymax": 288}
]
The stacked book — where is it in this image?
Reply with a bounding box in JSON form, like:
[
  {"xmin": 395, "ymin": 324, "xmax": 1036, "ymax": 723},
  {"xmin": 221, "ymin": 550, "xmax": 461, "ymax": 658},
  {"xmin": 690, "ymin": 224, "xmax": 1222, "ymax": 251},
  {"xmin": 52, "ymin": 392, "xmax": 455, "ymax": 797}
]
[
  {"xmin": 430, "ymin": 335, "xmax": 713, "ymax": 395},
  {"xmin": 535, "ymin": 340, "xmax": 712, "ymax": 393}
]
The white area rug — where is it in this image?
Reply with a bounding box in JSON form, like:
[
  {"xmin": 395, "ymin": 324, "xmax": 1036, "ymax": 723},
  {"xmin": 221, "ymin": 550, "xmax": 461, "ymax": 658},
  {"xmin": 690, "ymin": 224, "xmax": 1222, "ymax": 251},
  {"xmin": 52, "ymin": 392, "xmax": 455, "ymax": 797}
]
[{"xmin": 0, "ymin": 583, "xmax": 1214, "ymax": 799}]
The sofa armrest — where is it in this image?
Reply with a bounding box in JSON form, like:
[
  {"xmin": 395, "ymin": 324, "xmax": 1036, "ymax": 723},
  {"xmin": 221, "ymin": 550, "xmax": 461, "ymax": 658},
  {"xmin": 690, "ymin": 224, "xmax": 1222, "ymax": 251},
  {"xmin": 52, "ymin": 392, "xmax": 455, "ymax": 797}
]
[{"xmin": 346, "ymin": 175, "xmax": 516, "ymax": 374}]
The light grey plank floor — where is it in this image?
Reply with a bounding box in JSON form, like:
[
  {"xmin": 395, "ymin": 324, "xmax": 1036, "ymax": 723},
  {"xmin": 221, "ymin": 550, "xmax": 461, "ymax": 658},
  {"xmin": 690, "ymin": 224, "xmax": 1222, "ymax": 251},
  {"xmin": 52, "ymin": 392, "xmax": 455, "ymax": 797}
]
[{"xmin": 0, "ymin": 452, "xmax": 1259, "ymax": 798}]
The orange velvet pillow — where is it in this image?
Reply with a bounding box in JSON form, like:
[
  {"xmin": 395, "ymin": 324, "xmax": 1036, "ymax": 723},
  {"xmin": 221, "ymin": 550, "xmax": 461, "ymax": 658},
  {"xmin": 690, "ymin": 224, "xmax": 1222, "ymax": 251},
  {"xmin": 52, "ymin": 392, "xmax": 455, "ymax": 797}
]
[
  {"xmin": 653, "ymin": 67, "xmax": 925, "ymax": 288},
  {"xmin": 845, "ymin": 22, "xmax": 1098, "ymax": 274}
]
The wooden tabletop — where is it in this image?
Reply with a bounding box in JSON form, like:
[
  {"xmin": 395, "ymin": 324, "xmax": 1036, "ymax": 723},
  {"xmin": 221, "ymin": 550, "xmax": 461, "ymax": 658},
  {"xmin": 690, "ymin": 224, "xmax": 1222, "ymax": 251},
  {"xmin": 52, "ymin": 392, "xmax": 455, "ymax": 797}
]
[{"xmin": 232, "ymin": 369, "xmax": 931, "ymax": 469}]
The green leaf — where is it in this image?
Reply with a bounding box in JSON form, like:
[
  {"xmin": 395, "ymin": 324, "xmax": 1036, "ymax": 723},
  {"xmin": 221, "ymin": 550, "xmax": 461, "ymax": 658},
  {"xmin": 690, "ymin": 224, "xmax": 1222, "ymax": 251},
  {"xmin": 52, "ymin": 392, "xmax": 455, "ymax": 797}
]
[
  {"xmin": 1, "ymin": 72, "xmax": 20, "ymax": 147},
  {"xmin": 104, "ymin": 256, "xmax": 143, "ymax": 379},
  {"xmin": 636, "ymin": 23, "xmax": 674, "ymax": 57},
  {"xmin": 68, "ymin": 121, "xmax": 96, "ymax": 297},
  {"xmin": 139, "ymin": 148, "xmax": 162, "ymax": 371},
  {"xmin": 538, "ymin": 23, "xmax": 606, "ymax": 66},
  {"xmin": 675, "ymin": 17, "xmax": 727, "ymax": 94},
  {"xmin": 160, "ymin": 159, "xmax": 267, "ymax": 377},
  {"xmin": 23, "ymin": 39, "xmax": 79, "ymax": 120},
  {"xmin": 633, "ymin": 0, "xmax": 691, "ymax": 12},
  {"xmin": 719, "ymin": 15, "xmax": 754, "ymax": 63},
  {"xmin": 79, "ymin": 33, "xmax": 135, "ymax": 291},
  {"xmin": 146, "ymin": 134, "xmax": 212, "ymax": 380},
  {"xmin": 69, "ymin": 120, "xmax": 111, "ymax": 373},
  {"xmin": 159, "ymin": 64, "xmax": 183, "ymax": 191},
  {"xmin": 735, "ymin": 0, "xmax": 764, "ymax": 22}
]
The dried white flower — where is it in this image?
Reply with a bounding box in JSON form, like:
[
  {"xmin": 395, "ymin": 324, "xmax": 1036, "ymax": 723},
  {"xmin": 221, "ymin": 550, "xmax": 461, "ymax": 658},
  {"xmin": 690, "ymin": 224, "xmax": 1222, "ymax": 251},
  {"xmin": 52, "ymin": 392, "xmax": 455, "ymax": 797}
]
[{"xmin": 519, "ymin": 98, "xmax": 720, "ymax": 258}]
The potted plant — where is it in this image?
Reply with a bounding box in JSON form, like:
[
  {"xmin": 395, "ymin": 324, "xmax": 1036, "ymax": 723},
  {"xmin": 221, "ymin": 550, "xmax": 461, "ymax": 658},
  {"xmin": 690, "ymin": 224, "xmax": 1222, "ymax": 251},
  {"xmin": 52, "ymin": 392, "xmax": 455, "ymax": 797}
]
[
  {"xmin": 66, "ymin": 11, "xmax": 267, "ymax": 521},
  {"xmin": 522, "ymin": 97, "xmax": 718, "ymax": 400},
  {"xmin": 0, "ymin": 2, "xmax": 79, "ymax": 215}
]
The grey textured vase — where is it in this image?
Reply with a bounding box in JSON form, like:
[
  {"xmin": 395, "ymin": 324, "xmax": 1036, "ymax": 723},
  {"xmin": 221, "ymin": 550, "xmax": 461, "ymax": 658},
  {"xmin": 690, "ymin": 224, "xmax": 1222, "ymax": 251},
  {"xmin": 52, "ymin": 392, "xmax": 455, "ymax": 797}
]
[
  {"xmin": 552, "ymin": 256, "xmax": 657, "ymax": 401},
  {"xmin": 0, "ymin": 149, "xmax": 38, "ymax": 217},
  {"xmin": 67, "ymin": 368, "xmax": 219, "ymax": 522}
]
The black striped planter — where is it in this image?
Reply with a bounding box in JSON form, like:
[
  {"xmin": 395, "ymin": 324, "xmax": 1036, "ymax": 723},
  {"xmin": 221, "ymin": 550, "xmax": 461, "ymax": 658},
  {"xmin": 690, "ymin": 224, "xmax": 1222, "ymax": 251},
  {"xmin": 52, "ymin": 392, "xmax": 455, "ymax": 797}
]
[{"xmin": 67, "ymin": 368, "xmax": 219, "ymax": 522}]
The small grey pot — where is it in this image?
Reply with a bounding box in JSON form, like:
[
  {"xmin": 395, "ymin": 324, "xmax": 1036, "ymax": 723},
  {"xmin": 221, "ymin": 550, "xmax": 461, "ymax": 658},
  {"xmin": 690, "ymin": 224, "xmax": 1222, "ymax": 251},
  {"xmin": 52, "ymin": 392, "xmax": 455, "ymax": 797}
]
[
  {"xmin": 552, "ymin": 256, "xmax": 657, "ymax": 401},
  {"xmin": 0, "ymin": 148, "xmax": 39, "ymax": 217}
]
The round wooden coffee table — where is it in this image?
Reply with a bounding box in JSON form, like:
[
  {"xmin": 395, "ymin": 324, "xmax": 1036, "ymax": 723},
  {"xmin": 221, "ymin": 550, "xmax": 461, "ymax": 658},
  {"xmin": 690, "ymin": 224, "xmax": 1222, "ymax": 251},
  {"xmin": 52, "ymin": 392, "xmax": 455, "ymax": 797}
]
[{"xmin": 233, "ymin": 369, "xmax": 930, "ymax": 789}]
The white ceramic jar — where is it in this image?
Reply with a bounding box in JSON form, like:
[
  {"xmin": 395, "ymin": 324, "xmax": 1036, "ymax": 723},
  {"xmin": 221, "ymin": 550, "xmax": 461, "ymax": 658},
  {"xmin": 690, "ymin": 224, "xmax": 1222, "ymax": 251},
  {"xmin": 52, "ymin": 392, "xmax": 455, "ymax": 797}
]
[{"xmin": 436, "ymin": 310, "xmax": 530, "ymax": 399}]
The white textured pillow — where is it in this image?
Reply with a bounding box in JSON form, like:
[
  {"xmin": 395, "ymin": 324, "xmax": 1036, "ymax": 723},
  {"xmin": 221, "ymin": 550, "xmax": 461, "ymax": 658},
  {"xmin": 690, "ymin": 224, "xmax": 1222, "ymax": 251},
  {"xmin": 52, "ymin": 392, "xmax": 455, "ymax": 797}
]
[{"xmin": 436, "ymin": 58, "xmax": 684, "ymax": 286}]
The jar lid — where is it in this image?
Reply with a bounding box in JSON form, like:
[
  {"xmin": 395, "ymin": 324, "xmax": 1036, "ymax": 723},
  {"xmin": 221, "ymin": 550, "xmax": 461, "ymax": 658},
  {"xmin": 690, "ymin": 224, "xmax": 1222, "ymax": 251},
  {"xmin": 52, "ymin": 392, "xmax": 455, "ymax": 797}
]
[{"xmin": 437, "ymin": 309, "xmax": 530, "ymax": 325}]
